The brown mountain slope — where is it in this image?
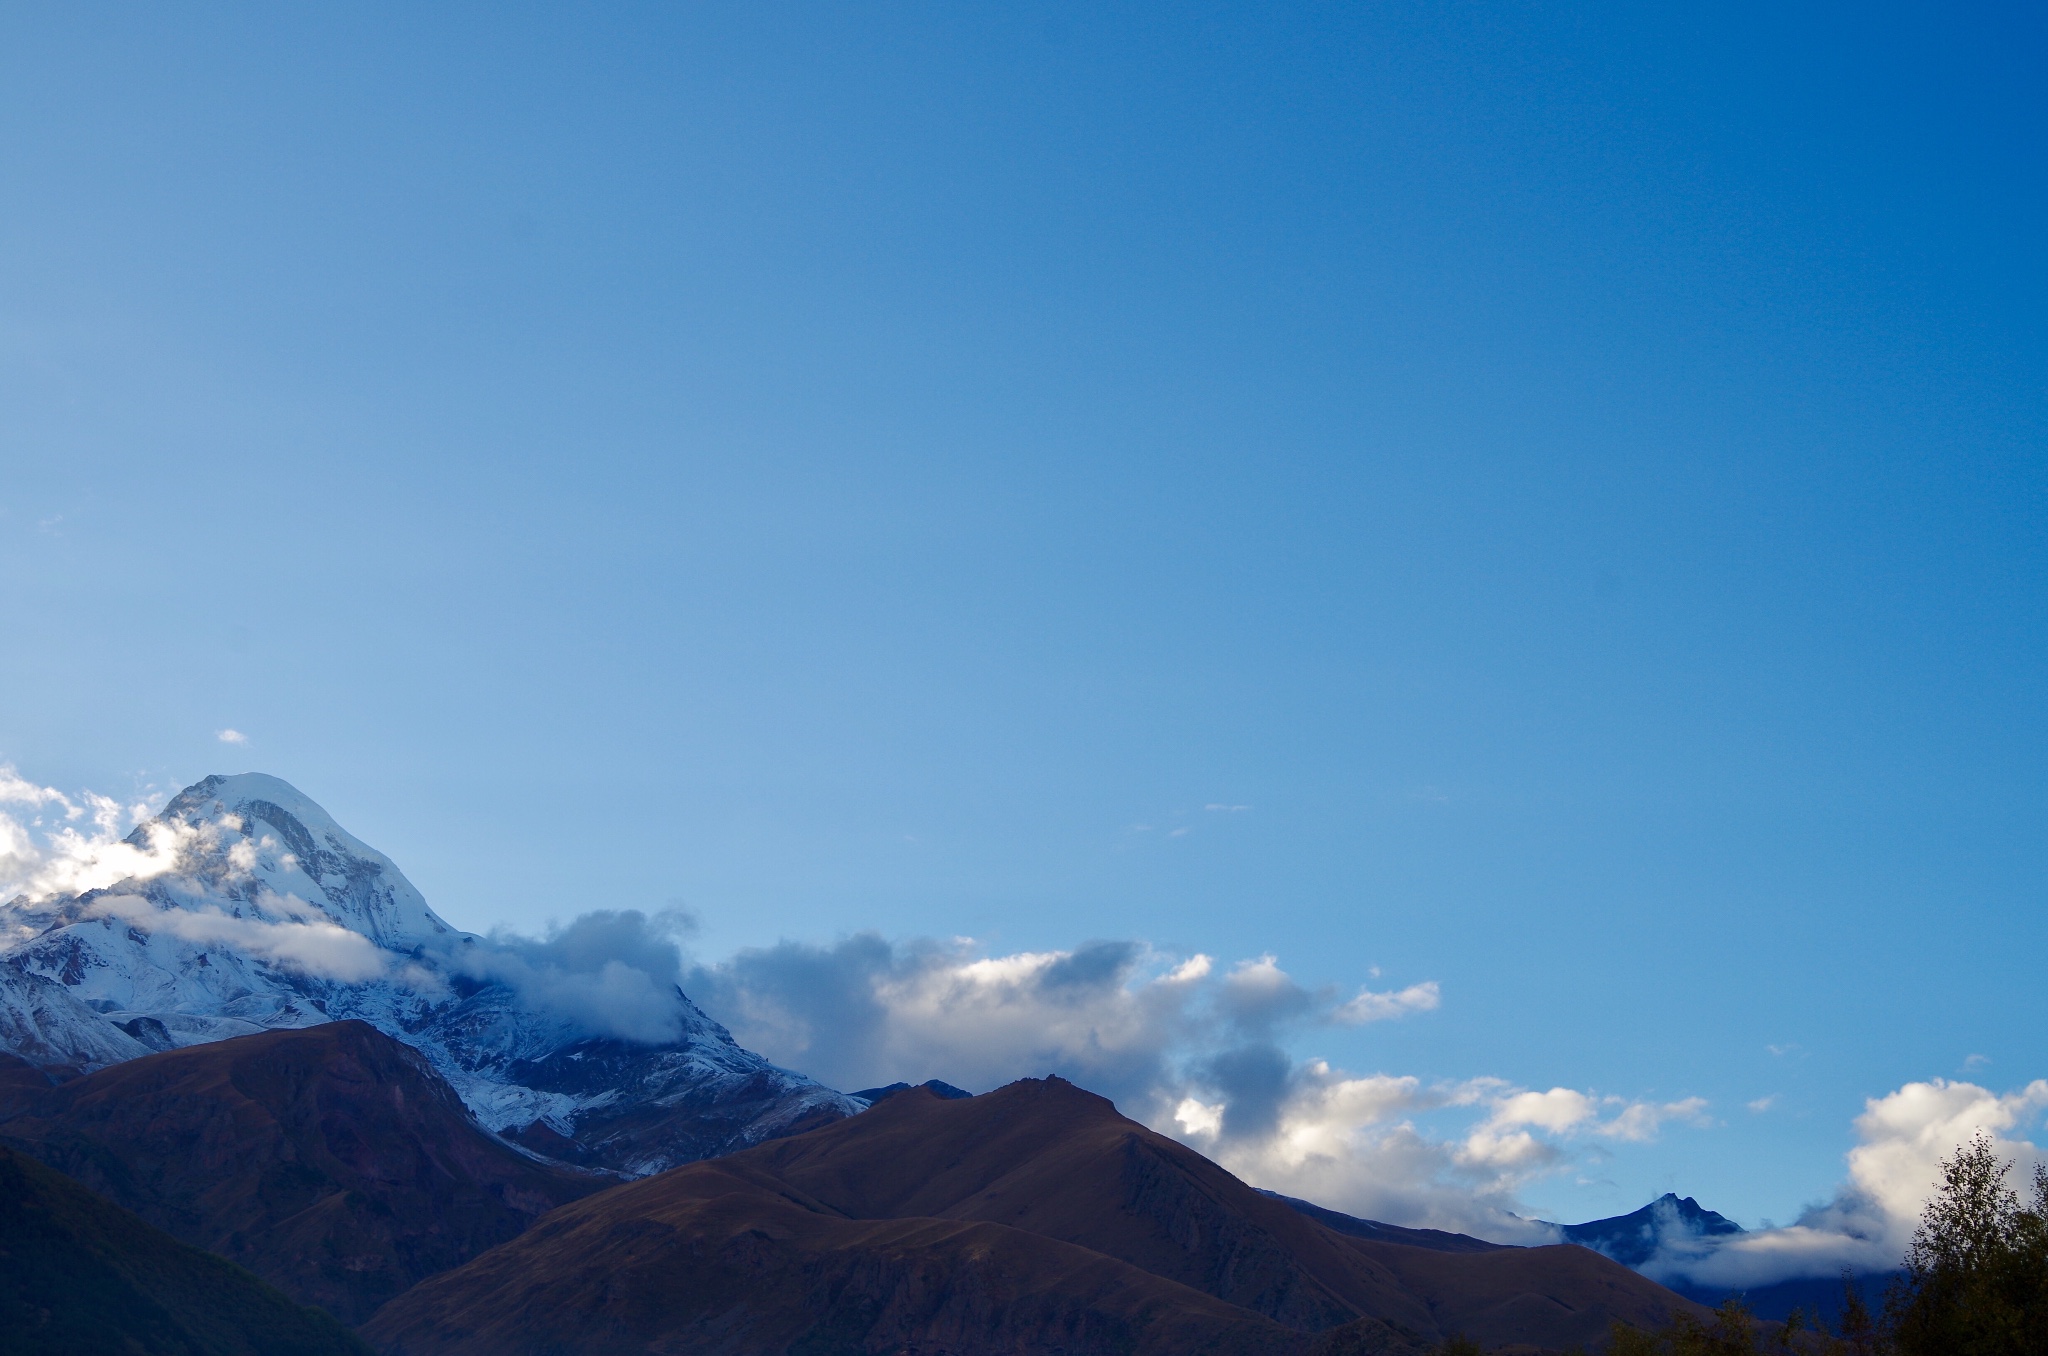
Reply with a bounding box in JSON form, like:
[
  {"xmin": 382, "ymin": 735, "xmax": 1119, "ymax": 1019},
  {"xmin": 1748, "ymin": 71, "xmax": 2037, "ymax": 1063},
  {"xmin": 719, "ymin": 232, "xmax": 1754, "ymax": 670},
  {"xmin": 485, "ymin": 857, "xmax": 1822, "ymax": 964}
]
[
  {"xmin": 364, "ymin": 1173, "xmax": 1409, "ymax": 1356},
  {"xmin": 1340, "ymin": 1238, "xmax": 1704, "ymax": 1353},
  {"xmin": 0, "ymin": 1020, "xmax": 604, "ymax": 1325},
  {"xmin": 0, "ymin": 1143, "xmax": 370, "ymax": 1356},
  {"xmin": 706, "ymin": 1077, "xmax": 1435, "ymax": 1333},
  {"xmin": 365, "ymin": 1078, "xmax": 1701, "ymax": 1354}
]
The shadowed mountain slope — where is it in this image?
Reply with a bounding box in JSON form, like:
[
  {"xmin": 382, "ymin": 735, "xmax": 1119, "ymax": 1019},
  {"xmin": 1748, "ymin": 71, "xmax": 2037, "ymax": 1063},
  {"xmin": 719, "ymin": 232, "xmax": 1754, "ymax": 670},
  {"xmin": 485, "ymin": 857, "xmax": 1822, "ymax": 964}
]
[
  {"xmin": 367, "ymin": 1078, "xmax": 1703, "ymax": 1355},
  {"xmin": 1261, "ymin": 1190, "xmax": 1508, "ymax": 1255},
  {"xmin": 0, "ymin": 1143, "xmax": 370, "ymax": 1356},
  {"xmin": 0, "ymin": 1021, "xmax": 603, "ymax": 1325}
]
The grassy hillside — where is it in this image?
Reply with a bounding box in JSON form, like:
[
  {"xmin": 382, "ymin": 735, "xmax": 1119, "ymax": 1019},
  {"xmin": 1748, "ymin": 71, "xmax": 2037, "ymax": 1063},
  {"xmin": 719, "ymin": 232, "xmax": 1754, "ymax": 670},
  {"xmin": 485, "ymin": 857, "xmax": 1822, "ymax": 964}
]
[{"xmin": 0, "ymin": 1144, "xmax": 370, "ymax": 1356}]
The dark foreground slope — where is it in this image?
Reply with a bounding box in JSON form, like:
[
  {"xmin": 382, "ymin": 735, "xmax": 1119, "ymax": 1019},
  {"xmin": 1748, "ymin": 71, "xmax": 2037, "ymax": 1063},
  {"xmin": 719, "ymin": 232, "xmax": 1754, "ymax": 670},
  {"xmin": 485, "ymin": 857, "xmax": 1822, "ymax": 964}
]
[
  {"xmin": 0, "ymin": 1021, "xmax": 603, "ymax": 1325},
  {"xmin": 367, "ymin": 1078, "xmax": 1702, "ymax": 1355},
  {"xmin": 0, "ymin": 1143, "xmax": 369, "ymax": 1356}
]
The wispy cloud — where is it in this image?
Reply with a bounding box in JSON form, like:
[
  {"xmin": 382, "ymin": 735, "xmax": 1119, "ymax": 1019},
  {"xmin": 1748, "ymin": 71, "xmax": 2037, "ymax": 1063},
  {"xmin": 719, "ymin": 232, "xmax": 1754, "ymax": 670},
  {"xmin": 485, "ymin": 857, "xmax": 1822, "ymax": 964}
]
[
  {"xmin": 85, "ymin": 891, "xmax": 389, "ymax": 982},
  {"xmin": 216, "ymin": 729, "xmax": 248, "ymax": 745},
  {"xmin": 1332, "ymin": 981, "xmax": 1440, "ymax": 1025}
]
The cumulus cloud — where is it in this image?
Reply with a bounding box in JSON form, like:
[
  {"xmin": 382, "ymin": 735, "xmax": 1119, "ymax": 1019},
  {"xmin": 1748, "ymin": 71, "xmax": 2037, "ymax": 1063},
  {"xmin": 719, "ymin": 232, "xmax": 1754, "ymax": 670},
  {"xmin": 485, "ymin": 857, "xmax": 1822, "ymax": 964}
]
[
  {"xmin": 687, "ymin": 933, "xmax": 1711, "ymax": 1241},
  {"xmin": 688, "ymin": 936, "xmax": 1208, "ymax": 1105},
  {"xmin": 217, "ymin": 729, "xmax": 248, "ymax": 744},
  {"xmin": 454, "ymin": 909, "xmax": 698, "ymax": 1046},
  {"xmin": 0, "ymin": 768, "xmax": 176, "ymax": 906},
  {"xmin": 1186, "ymin": 1070, "xmax": 1712, "ymax": 1241},
  {"xmin": 1191, "ymin": 1067, "xmax": 1562, "ymax": 1241}
]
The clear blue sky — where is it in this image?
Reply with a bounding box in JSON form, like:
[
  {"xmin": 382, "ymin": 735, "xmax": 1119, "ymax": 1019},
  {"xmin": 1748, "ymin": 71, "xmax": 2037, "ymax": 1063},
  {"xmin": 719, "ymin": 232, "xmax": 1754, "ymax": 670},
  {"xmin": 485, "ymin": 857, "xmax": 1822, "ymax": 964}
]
[{"xmin": 3, "ymin": 3, "xmax": 2043, "ymax": 1229}]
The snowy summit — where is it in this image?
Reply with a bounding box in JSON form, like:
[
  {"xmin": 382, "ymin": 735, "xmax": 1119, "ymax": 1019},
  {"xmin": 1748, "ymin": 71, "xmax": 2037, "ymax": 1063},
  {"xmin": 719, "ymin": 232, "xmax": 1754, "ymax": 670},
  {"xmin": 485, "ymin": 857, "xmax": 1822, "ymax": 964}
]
[{"xmin": 0, "ymin": 773, "xmax": 857, "ymax": 1174}]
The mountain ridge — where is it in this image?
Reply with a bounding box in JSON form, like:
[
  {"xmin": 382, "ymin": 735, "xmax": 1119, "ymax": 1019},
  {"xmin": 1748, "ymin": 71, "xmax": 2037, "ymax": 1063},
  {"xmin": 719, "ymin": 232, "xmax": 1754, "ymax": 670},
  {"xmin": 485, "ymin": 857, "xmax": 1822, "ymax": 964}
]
[{"xmin": 366, "ymin": 1076, "xmax": 1708, "ymax": 1355}]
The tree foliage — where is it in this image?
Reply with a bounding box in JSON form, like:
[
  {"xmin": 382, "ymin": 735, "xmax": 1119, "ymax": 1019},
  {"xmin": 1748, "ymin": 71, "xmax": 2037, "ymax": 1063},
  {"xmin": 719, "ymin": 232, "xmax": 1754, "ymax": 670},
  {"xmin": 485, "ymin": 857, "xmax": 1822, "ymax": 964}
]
[
  {"xmin": 1607, "ymin": 1133, "xmax": 2047, "ymax": 1356},
  {"xmin": 1885, "ymin": 1134, "xmax": 2048, "ymax": 1356}
]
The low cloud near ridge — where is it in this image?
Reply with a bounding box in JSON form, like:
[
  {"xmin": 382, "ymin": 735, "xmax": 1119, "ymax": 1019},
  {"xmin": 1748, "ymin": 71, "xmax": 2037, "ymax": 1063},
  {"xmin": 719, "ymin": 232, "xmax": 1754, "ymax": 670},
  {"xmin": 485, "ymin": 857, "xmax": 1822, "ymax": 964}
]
[
  {"xmin": 1637, "ymin": 1076, "xmax": 2048, "ymax": 1289},
  {"xmin": 684, "ymin": 933, "xmax": 1703, "ymax": 1242},
  {"xmin": 7, "ymin": 767, "xmax": 2041, "ymax": 1280},
  {"xmin": 455, "ymin": 909, "xmax": 700, "ymax": 1046},
  {"xmin": 85, "ymin": 891, "xmax": 390, "ymax": 982}
]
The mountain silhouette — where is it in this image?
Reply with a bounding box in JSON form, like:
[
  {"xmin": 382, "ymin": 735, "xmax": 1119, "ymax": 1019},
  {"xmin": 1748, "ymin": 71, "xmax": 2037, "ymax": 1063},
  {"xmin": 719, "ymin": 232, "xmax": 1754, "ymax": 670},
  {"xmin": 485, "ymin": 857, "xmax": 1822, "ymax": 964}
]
[
  {"xmin": 367, "ymin": 1077, "xmax": 1706, "ymax": 1354},
  {"xmin": 0, "ymin": 1021, "xmax": 603, "ymax": 1325},
  {"xmin": 1560, "ymin": 1193, "xmax": 1744, "ymax": 1268}
]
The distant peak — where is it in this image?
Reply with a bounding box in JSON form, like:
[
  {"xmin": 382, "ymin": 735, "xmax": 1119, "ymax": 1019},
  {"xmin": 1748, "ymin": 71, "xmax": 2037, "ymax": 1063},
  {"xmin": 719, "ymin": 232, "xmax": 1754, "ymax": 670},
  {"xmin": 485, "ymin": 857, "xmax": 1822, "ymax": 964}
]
[
  {"xmin": 1558, "ymin": 1192, "xmax": 1743, "ymax": 1266},
  {"xmin": 161, "ymin": 772, "xmax": 336, "ymax": 827},
  {"xmin": 853, "ymin": 1079, "xmax": 974, "ymax": 1106}
]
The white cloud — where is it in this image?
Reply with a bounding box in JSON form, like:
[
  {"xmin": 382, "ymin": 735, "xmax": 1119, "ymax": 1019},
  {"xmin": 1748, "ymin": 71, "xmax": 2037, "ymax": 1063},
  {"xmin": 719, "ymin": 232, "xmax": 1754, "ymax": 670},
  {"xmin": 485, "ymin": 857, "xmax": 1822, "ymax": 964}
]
[
  {"xmin": 1602, "ymin": 1097, "xmax": 1711, "ymax": 1143},
  {"xmin": 84, "ymin": 891, "xmax": 390, "ymax": 982},
  {"xmin": 0, "ymin": 767, "xmax": 74, "ymax": 814},
  {"xmin": 1175, "ymin": 1097, "xmax": 1224, "ymax": 1137},
  {"xmin": 694, "ymin": 938, "xmax": 1213, "ymax": 1102},
  {"xmin": 1637, "ymin": 1076, "xmax": 2048, "ymax": 1289},
  {"xmin": 217, "ymin": 729, "xmax": 248, "ymax": 744},
  {"xmin": 1747, "ymin": 1095, "xmax": 1778, "ymax": 1114},
  {"xmin": 1845, "ymin": 1077, "xmax": 2048, "ymax": 1231},
  {"xmin": 1332, "ymin": 980, "xmax": 1441, "ymax": 1024},
  {"xmin": 0, "ymin": 769, "xmax": 181, "ymax": 905},
  {"xmin": 454, "ymin": 909, "xmax": 699, "ymax": 1046},
  {"xmin": 1486, "ymin": 1086, "xmax": 1601, "ymax": 1135},
  {"xmin": 686, "ymin": 934, "xmax": 1713, "ymax": 1243}
]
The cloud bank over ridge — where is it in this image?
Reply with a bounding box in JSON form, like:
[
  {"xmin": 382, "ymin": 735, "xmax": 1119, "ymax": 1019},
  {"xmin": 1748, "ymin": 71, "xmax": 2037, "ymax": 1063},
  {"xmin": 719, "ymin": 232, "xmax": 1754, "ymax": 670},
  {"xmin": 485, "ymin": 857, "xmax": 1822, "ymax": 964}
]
[
  {"xmin": 685, "ymin": 931, "xmax": 2048, "ymax": 1278},
  {"xmin": 10, "ymin": 766, "xmax": 2044, "ymax": 1283},
  {"xmin": 685, "ymin": 932, "xmax": 1704, "ymax": 1242},
  {"xmin": 1636, "ymin": 1076, "xmax": 2048, "ymax": 1289}
]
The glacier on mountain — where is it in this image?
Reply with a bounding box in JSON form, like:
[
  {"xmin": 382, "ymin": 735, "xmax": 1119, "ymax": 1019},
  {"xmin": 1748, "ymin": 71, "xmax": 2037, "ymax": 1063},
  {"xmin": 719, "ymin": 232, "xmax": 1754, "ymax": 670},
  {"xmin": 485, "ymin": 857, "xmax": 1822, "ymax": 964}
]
[{"xmin": 0, "ymin": 773, "xmax": 858, "ymax": 1174}]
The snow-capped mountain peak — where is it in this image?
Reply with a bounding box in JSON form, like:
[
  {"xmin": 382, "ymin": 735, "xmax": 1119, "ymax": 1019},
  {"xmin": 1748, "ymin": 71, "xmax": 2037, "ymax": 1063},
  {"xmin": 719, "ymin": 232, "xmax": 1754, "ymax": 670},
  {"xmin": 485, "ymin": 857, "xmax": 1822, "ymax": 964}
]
[
  {"xmin": 0, "ymin": 772, "xmax": 857, "ymax": 1174},
  {"xmin": 139, "ymin": 772, "xmax": 455, "ymax": 951}
]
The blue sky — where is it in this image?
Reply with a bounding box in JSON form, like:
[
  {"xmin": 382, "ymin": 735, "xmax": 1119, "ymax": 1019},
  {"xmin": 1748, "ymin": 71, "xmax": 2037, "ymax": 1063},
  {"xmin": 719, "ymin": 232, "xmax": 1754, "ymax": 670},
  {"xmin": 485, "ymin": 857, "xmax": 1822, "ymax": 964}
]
[{"xmin": 3, "ymin": 3, "xmax": 2044, "ymax": 1235}]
